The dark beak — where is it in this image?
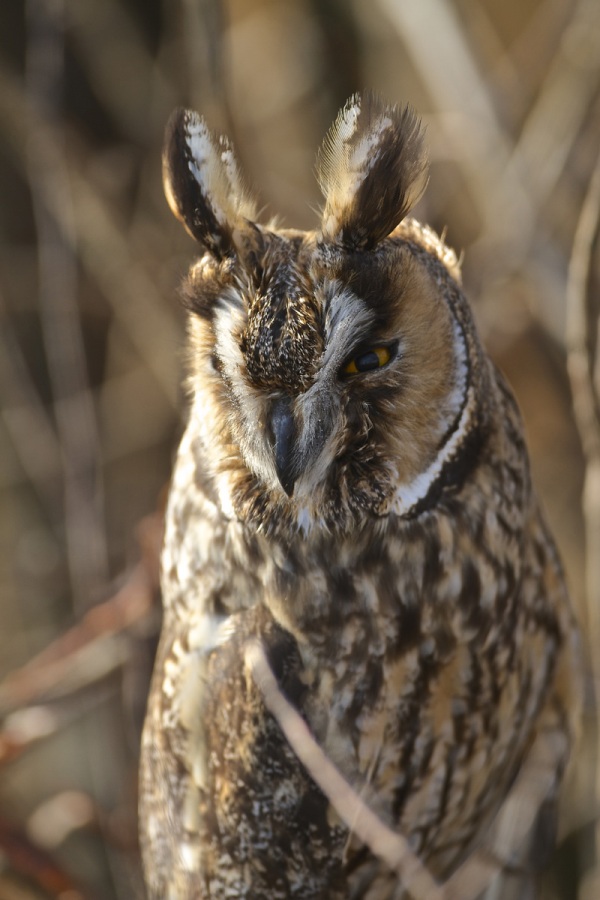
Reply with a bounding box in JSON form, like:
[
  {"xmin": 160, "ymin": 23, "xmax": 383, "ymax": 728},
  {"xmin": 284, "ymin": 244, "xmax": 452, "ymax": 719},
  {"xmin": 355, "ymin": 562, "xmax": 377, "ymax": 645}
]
[{"xmin": 269, "ymin": 397, "xmax": 297, "ymax": 496}]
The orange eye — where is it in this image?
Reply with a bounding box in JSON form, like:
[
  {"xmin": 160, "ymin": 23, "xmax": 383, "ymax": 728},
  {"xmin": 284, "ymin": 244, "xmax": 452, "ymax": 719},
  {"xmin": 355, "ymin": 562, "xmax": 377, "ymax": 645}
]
[{"xmin": 342, "ymin": 345, "xmax": 392, "ymax": 377}]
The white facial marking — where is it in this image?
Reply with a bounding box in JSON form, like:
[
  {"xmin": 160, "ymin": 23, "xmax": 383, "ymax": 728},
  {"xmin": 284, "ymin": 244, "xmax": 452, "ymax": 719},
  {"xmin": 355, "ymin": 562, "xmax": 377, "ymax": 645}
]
[
  {"xmin": 441, "ymin": 316, "xmax": 468, "ymax": 433},
  {"xmin": 213, "ymin": 291, "xmax": 282, "ymax": 493},
  {"xmin": 291, "ymin": 285, "xmax": 374, "ymax": 499},
  {"xmin": 391, "ymin": 315, "xmax": 474, "ymax": 517},
  {"xmin": 322, "ymin": 284, "xmax": 375, "ymax": 368}
]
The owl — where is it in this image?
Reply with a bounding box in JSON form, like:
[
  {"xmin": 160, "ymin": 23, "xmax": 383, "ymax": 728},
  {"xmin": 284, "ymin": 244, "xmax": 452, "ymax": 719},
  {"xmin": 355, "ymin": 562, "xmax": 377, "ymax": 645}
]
[{"xmin": 139, "ymin": 94, "xmax": 581, "ymax": 899}]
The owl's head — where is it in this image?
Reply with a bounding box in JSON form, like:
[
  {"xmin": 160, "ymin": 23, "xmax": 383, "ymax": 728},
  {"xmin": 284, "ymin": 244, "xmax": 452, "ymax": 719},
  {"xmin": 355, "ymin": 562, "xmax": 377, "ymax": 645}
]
[{"xmin": 164, "ymin": 94, "xmax": 488, "ymax": 534}]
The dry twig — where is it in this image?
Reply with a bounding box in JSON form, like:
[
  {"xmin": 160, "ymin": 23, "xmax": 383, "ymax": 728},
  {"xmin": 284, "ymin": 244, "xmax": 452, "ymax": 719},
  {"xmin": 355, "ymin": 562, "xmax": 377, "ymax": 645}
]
[
  {"xmin": 25, "ymin": 0, "xmax": 110, "ymax": 611},
  {"xmin": 247, "ymin": 640, "xmax": 570, "ymax": 900},
  {"xmin": 567, "ymin": 147, "xmax": 600, "ymax": 885},
  {"xmin": 0, "ymin": 512, "xmax": 162, "ymax": 718}
]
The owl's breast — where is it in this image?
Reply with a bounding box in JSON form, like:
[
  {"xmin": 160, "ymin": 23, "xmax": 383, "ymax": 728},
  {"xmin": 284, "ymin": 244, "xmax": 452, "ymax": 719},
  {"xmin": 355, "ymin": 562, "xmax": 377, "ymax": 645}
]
[
  {"xmin": 260, "ymin": 504, "xmax": 566, "ymax": 881},
  {"xmin": 148, "ymin": 415, "xmax": 572, "ymax": 895}
]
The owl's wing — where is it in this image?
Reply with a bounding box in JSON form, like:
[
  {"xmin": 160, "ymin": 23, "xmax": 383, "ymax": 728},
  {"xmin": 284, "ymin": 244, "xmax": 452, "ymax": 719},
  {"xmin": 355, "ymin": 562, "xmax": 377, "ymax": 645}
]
[
  {"xmin": 449, "ymin": 700, "xmax": 572, "ymax": 900},
  {"xmin": 347, "ymin": 690, "xmax": 575, "ymax": 899},
  {"xmin": 477, "ymin": 797, "xmax": 558, "ymax": 900}
]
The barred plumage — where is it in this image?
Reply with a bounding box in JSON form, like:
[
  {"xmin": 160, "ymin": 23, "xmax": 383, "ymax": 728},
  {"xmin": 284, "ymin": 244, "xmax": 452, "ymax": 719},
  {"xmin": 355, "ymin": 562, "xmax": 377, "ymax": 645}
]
[{"xmin": 139, "ymin": 93, "xmax": 581, "ymax": 899}]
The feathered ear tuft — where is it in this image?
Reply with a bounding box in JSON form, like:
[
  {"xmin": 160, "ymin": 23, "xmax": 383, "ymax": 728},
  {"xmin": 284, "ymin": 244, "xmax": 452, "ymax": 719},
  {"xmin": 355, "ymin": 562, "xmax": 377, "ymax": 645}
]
[
  {"xmin": 317, "ymin": 93, "xmax": 429, "ymax": 251},
  {"xmin": 163, "ymin": 109, "xmax": 257, "ymax": 258}
]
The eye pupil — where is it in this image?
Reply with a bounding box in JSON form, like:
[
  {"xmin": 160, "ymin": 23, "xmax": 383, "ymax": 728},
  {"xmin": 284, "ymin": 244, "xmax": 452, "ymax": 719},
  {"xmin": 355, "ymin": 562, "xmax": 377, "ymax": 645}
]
[
  {"xmin": 342, "ymin": 344, "xmax": 393, "ymax": 377},
  {"xmin": 355, "ymin": 350, "xmax": 381, "ymax": 372}
]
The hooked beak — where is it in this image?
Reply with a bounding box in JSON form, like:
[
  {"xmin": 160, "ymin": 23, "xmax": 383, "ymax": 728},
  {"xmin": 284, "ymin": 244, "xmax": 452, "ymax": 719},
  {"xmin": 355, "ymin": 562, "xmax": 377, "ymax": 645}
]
[{"xmin": 269, "ymin": 397, "xmax": 297, "ymax": 496}]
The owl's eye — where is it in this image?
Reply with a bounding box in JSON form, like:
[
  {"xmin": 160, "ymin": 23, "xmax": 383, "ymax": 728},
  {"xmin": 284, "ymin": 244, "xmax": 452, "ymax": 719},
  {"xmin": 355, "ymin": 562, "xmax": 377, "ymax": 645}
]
[{"xmin": 341, "ymin": 345, "xmax": 393, "ymax": 377}]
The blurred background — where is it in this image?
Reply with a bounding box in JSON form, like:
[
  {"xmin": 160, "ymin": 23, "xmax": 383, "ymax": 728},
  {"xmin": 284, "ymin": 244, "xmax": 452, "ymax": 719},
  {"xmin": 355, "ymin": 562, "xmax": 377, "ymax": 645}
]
[{"xmin": 0, "ymin": 0, "xmax": 599, "ymax": 897}]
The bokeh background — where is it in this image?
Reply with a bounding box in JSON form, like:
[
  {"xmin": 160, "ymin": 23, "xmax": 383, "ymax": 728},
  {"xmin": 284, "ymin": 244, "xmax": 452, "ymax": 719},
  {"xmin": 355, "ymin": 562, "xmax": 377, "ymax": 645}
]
[{"xmin": 1, "ymin": 0, "xmax": 599, "ymax": 897}]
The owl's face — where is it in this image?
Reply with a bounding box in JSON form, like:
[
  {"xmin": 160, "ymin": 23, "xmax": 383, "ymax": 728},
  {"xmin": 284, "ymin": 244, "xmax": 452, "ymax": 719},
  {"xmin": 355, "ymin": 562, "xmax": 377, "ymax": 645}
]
[{"xmin": 165, "ymin": 96, "xmax": 484, "ymax": 533}]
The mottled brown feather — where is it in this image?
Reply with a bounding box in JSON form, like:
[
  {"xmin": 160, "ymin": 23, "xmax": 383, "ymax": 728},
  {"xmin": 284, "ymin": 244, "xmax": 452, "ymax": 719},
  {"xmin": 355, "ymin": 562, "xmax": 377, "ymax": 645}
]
[{"xmin": 140, "ymin": 94, "xmax": 581, "ymax": 900}]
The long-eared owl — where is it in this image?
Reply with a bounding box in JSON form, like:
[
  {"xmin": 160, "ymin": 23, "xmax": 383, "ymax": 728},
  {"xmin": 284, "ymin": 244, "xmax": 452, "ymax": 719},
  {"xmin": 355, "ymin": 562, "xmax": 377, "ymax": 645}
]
[{"xmin": 139, "ymin": 94, "xmax": 581, "ymax": 899}]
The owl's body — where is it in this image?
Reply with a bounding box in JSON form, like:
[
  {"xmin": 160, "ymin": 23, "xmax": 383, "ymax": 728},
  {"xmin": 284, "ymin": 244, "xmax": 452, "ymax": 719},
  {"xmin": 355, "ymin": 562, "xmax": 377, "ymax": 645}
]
[{"xmin": 140, "ymin": 96, "xmax": 580, "ymax": 899}]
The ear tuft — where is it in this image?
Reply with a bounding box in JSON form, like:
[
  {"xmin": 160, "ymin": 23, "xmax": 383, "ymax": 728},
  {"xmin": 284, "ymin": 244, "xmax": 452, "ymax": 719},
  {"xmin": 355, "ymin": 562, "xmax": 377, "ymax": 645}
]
[
  {"xmin": 317, "ymin": 93, "xmax": 429, "ymax": 251},
  {"xmin": 163, "ymin": 109, "xmax": 257, "ymax": 258}
]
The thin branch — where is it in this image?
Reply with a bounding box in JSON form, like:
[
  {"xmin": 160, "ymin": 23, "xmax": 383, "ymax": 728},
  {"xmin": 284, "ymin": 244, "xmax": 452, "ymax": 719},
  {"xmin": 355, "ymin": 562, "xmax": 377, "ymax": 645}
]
[
  {"xmin": 245, "ymin": 641, "xmax": 440, "ymax": 895},
  {"xmin": 0, "ymin": 285, "xmax": 63, "ymax": 514},
  {"xmin": 376, "ymin": 0, "xmax": 528, "ymax": 243},
  {"xmin": 66, "ymin": 0, "xmax": 176, "ymax": 142},
  {"xmin": 0, "ymin": 814, "xmax": 93, "ymax": 899},
  {"xmin": 246, "ymin": 640, "xmax": 444, "ymax": 900},
  {"xmin": 0, "ymin": 512, "xmax": 162, "ymax": 717},
  {"xmin": 510, "ymin": 0, "xmax": 600, "ymax": 212},
  {"xmin": 567, "ymin": 146, "xmax": 600, "ymax": 875},
  {"xmin": 181, "ymin": 0, "xmax": 229, "ymax": 126},
  {"xmin": 567, "ymin": 151, "xmax": 600, "ymax": 460},
  {"xmin": 247, "ymin": 640, "xmax": 570, "ymax": 900},
  {"xmin": 25, "ymin": 0, "xmax": 109, "ymax": 610},
  {"xmin": 0, "ymin": 61, "xmax": 181, "ymax": 410}
]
